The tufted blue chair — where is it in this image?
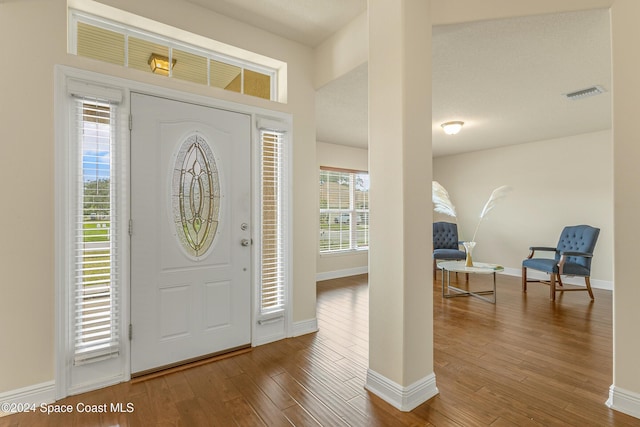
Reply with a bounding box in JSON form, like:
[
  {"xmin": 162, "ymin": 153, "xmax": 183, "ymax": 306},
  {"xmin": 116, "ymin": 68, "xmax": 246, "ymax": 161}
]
[
  {"xmin": 522, "ymin": 225, "xmax": 600, "ymax": 301},
  {"xmin": 433, "ymin": 222, "xmax": 466, "ymax": 280}
]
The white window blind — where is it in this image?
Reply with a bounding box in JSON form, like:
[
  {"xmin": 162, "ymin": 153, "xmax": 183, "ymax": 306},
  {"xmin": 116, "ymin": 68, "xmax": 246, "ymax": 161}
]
[
  {"xmin": 319, "ymin": 168, "xmax": 369, "ymax": 252},
  {"xmin": 72, "ymin": 97, "xmax": 120, "ymax": 364},
  {"xmin": 260, "ymin": 129, "xmax": 287, "ymax": 315}
]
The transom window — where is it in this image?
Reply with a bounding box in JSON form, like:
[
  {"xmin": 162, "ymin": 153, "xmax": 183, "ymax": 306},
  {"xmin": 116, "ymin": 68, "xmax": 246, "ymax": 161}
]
[
  {"xmin": 319, "ymin": 168, "xmax": 369, "ymax": 253},
  {"xmin": 69, "ymin": 11, "xmax": 279, "ymax": 101}
]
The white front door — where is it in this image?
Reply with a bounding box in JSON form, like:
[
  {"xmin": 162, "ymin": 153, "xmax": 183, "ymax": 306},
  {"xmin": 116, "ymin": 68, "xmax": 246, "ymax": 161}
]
[{"xmin": 130, "ymin": 93, "xmax": 251, "ymax": 375}]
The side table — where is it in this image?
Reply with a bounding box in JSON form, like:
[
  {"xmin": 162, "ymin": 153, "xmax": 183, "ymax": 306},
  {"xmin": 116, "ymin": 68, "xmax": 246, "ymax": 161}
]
[{"xmin": 439, "ymin": 261, "xmax": 504, "ymax": 303}]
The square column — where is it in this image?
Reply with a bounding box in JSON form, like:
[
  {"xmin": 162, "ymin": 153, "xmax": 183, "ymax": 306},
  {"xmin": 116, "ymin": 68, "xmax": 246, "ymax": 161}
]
[
  {"xmin": 608, "ymin": 0, "xmax": 640, "ymax": 420},
  {"xmin": 366, "ymin": 0, "xmax": 437, "ymax": 411}
]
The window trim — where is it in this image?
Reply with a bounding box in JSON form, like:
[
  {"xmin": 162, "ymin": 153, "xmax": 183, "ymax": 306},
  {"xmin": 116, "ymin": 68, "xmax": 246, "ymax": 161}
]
[
  {"xmin": 55, "ymin": 72, "xmax": 129, "ymax": 399},
  {"xmin": 252, "ymin": 118, "xmax": 293, "ymax": 345},
  {"xmin": 56, "ymin": 66, "xmax": 294, "ymax": 398}
]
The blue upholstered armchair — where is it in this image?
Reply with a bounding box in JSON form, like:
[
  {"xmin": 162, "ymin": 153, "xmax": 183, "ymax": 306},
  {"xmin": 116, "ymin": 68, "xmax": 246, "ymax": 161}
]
[
  {"xmin": 433, "ymin": 222, "xmax": 466, "ymax": 279},
  {"xmin": 522, "ymin": 225, "xmax": 600, "ymax": 301}
]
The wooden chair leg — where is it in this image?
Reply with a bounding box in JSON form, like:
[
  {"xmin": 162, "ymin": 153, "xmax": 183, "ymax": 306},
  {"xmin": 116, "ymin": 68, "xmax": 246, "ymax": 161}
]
[
  {"xmin": 522, "ymin": 267, "xmax": 527, "ymax": 292},
  {"xmin": 550, "ymin": 273, "xmax": 556, "ymax": 301},
  {"xmin": 433, "ymin": 259, "xmax": 436, "ymax": 280},
  {"xmin": 557, "ymin": 275, "xmax": 564, "ymax": 287},
  {"xmin": 585, "ymin": 276, "xmax": 595, "ymax": 300}
]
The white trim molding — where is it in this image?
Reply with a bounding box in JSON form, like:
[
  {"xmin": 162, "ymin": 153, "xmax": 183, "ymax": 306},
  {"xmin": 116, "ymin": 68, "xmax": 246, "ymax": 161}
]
[
  {"xmin": 316, "ymin": 266, "xmax": 368, "ymax": 282},
  {"xmin": 606, "ymin": 385, "xmax": 640, "ymax": 420},
  {"xmin": 502, "ymin": 267, "xmax": 613, "ymax": 291},
  {"xmin": 365, "ymin": 369, "xmax": 439, "ymax": 412},
  {"xmin": 291, "ymin": 318, "xmax": 318, "ymax": 337},
  {"xmin": 55, "ymin": 65, "xmax": 293, "ymax": 399},
  {"xmin": 0, "ymin": 381, "xmax": 55, "ymax": 417}
]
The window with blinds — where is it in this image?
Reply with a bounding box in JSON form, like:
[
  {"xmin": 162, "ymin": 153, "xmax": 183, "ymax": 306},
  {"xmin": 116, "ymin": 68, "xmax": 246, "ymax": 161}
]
[
  {"xmin": 319, "ymin": 168, "xmax": 369, "ymax": 253},
  {"xmin": 73, "ymin": 97, "xmax": 120, "ymax": 364},
  {"xmin": 260, "ymin": 129, "xmax": 287, "ymax": 315}
]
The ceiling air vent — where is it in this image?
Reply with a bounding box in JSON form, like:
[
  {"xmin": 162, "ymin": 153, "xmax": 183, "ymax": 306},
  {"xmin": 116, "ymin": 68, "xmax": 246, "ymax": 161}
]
[{"xmin": 563, "ymin": 85, "xmax": 606, "ymax": 101}]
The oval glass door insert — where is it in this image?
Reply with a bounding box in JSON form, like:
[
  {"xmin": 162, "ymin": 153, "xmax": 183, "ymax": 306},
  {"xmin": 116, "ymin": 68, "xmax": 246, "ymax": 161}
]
[{"xmin": 172, "ymin": 133, "xmax": 220, "ymax": 258}]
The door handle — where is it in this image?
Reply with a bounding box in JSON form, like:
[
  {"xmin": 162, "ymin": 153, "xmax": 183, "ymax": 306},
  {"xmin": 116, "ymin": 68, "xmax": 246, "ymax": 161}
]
[{"xmin": 241, "ymin": 239, "xmax": 251, "ymax": 247}]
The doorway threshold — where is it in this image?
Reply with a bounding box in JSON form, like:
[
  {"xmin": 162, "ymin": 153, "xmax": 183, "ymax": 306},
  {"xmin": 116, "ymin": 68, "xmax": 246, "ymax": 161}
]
[{"xmin": 131, "ymin": 344, "xmax": 252, "ymax": 383}]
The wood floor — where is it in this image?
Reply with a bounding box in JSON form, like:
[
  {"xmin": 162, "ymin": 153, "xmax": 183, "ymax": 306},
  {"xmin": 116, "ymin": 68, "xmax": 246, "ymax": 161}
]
[{"xmin": 2, "ymin": 273, "xmax": 640, "ymax": 426}]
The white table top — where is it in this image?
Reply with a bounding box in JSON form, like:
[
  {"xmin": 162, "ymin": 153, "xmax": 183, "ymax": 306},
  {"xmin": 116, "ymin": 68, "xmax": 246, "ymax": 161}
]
[{"xmin": 438, "ymin": 261, "xmax": 504, "ymax": 274}]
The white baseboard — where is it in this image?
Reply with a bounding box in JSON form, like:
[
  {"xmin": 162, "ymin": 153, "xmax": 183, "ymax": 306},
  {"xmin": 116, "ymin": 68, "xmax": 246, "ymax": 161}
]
[
  {"xmin": 365, "ymin": 369, "xmax": 438, "ymax": 412},
  {"xmin": 502, "ymin": 267, "xmax": 613, "ymax": 291},
  {"xmin": 291, "ymin": 318, "xmax": 318, "ymax": 337},
  {"xmin": 316, "ymin": 266, "xmax": 368, "ymax": 282},
  {"xmin": 0, "ymin": 381, "xmax": 55, "ymax": 417},
  {"xmin": 606, "ymin": 385, "xmax": 640, "ymax": 420}
]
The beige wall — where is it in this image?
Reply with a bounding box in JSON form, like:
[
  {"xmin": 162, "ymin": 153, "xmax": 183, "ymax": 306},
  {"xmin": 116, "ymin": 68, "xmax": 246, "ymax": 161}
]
[
  {"xmin": 0, "ymin": 0, "xmax": 316, "ymax": 393},
  {"xmin": 314, "ymin": 11, "xmax": 368, "ymax": 89},
  {"xmin": 2, "ymin": 0, "xmax": 639, "ymax": 417},
  {"xmin": 434, "ymin": 130, "xmax": 613, "ymax": 284},
  {"xmin": 430, "ymin": 0, "xmax": 613, "ymax": 25},
  {"xmin": 316, "ymin": 142, "xmax": 369, "ymax": 277},
  {"xmin": 611, "ymin": 0, "xmax": 640, "ymax": 409}
]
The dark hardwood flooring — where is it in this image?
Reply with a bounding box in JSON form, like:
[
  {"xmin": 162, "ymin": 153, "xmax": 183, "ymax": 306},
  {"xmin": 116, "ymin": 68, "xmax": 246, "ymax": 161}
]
[{"xmin": 2, "ymin": 273, "xmax": 639, "ymax": 426}]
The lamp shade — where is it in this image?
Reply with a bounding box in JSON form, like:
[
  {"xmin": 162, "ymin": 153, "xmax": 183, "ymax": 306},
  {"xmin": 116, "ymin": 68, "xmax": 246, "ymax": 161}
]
[{"xmin": 441, "ymin": 121, "xmax": 464, "ymax": 135}]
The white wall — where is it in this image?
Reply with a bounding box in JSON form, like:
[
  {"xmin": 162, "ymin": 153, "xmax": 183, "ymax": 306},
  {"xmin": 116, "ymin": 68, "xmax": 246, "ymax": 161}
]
[
  {"xmin": 433, "ymin": 130, "xmax": 613, "ymax": 284},
  {"xmin": 316, "ymin": 142, "xmax": 369, "ymax": 279},
  {"xmin": 0, "ymin": 0, "xmax": 316, "ymax": 394}
]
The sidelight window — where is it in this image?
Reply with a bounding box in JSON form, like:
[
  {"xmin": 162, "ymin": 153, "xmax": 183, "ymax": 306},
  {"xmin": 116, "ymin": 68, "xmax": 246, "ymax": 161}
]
[{"xmin": 72, "ymin": 96, "xmax": 121, "ymax": 364}]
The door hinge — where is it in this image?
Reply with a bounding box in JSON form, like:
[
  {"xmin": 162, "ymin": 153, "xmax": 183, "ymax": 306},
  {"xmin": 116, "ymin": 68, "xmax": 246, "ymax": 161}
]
[
  {"xmin": 129, "ymin": 324, "xmax": 133, "ymax": 341},
  {"xmin": 128, "ymin": 219, "xmax": 133, "ymax": 236},
  {"xmin": 129, "ymin": 114, "xmax": 133, "ymax": 131}
]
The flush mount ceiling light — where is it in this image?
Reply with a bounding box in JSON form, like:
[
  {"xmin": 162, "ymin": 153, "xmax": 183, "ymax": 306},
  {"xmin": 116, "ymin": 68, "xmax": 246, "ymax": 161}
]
[
  {"xmin": 441, "ymin": 121, "xmax": 464, "ymax": 135},
  {"xmin": 148, "ymin": 53, "xmax": 176, "ymax": 76}
]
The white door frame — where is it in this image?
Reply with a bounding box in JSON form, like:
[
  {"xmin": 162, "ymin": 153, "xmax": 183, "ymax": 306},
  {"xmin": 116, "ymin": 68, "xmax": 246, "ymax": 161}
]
[{"xmin": 54, "ymin": 65, "xmax": 293, "ymax": 399}]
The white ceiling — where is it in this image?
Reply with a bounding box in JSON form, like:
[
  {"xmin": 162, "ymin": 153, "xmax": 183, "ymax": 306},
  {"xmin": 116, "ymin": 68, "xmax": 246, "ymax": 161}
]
[{"xmin": 187, "ymin": 1, "xmax": 612, "ymax": 158}]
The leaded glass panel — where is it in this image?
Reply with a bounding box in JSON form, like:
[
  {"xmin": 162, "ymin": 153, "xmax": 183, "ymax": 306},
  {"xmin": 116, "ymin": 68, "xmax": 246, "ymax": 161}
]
[{"xmin": 172, "ymin": 134, "xmax": 220, "ymax": 258}]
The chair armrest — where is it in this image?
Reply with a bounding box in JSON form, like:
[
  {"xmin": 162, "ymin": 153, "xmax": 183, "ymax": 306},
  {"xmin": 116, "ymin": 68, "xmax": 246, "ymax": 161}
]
[
  {"xmin": 526, "ymin": 246, "xmax": 557, "ymax": 259},
  {"xmin": 529, "ymin": 246, "xmax": 557, "ymax": 252},
  {"xmin": 558, "ymin": 251, "xmax": 593, "ymax": 274}
]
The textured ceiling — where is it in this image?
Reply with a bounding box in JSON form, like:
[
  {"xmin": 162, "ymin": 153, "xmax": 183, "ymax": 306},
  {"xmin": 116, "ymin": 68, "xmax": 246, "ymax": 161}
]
[
  {"xmin": 185, "ymin": 0, "xmax": 367, "ymax": 47},
  {"xmin": 316, "ymin": 63, "xmax": 369, "ymax": 148},
  {"xmin": 186, "ymin": 1, "xmax": 612, "ymax": 158},
  {"xmin": 317, "ymin": 8, "xmax": 612, "ymax": 157},
  {"xmin": 430, "ymin": 8, "xmax": 611, "ymax": 156}
]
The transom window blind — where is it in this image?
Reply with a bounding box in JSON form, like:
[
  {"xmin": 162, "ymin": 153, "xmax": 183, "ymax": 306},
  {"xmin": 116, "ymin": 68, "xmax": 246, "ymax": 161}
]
[
  {"xmin": 260, "ymin": 129, "xmax": 287, "ymax": 315},
  {"xmin": 72, "ymin": 11, "xmax": 277, "ymax": 101},
  {"xmin": 319, "ymin": 167, "xmax": 369, "ymax": 252},
  {"xmin": 72, "ymin": 96, "xmax": 120, "ymax": 364}
]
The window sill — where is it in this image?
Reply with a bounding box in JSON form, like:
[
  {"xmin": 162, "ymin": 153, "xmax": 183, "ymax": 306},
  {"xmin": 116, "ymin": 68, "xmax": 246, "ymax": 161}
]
[{"xmin": 319, "ymin": 248, "xmax": 369, "ymax": 258}]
